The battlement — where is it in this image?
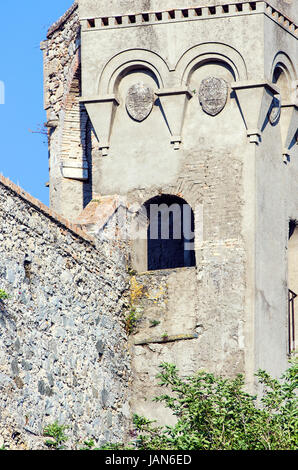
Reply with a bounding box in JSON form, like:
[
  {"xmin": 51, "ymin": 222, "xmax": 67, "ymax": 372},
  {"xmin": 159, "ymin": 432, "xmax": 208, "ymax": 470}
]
[{"xmin": 80, "ymin": 1, "xmax": 297, "ymax": 37}]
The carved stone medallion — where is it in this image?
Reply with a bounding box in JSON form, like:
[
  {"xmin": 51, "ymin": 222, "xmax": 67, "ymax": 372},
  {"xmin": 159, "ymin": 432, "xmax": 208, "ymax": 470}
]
[
  {"xmin": 269, "ymin": 97, "xmax": 281, "ymax": 125},
  {"xmin": 199, "ymin": 77, "xmax": 228, "ymax": 116},
  {"xmin": 126, "ymin": 83, "xmax": 155, "ymax": 121}
]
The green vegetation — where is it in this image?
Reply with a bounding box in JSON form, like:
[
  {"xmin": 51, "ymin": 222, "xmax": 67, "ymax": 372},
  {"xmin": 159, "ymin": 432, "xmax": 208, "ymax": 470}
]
[
  {"xmin": 125, "ymin": 308, "xmax": 138, "ymax": 334},
  {"xmin": 125, "ymin": 276, "xmax": 145, "ymax": 334},
  {"xmin": 80, "ymin": 439, "xmax": 96, "ymax": 450},
  {"xmin": 43, "ymin": 422, "xmax": 69, "ymax": 450},
  {"xmin": 149, "ymin": 320, "xmax": 160, "ymax": 328},
  {"xmin": 101, "ymin": 361, "xmax": 298, "ymax": 450},
  {"xmin": 127, "ymin": 266, "xmax": 137, "ymax": 277},
  {"xmin": 0, "ymin": 290, "xmax": 9, "ymax": 301}
]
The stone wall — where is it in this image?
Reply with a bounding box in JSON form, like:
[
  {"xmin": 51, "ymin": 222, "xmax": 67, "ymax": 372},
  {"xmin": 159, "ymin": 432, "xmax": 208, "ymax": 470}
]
[
  {"xmin": 41, "ymin": 2, "xmax": 92, "ymax": 221},
  {"xmin": 0, "ymin": 176, "xmax": 130, "ymax": 450}
]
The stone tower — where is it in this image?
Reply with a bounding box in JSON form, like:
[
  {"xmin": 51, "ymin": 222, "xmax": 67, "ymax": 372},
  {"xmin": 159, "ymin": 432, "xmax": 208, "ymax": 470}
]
[{"xmin": 42, "ymin": 0, "xmax": 297, "ymax": 420}]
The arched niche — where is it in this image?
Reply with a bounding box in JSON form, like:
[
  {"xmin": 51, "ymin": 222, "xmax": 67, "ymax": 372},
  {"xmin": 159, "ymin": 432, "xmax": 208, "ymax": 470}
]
[
  {"xmin": 176, "ymin": 42, "xmax": 248, "ymax": 86},
  {"xmin": 271, "ymin": 52, "xmax": 296, "ymax": 104},
  {"xmin": 131, "ymin": 194, "xmax": 196, "ymax": 272},
  {"xmin": 271, "ymin": 53, "xmax": 297, "ymax": 156},
  {"xmin": 187, "ymin": 59, "xmax": 236, "ymax": 108},
  {"xmin": 272, "ymin": 64, "xmax": 292, "ymax": 104},
  {"xmin": 98, "ymin": 49, "xmax": 171, "ymax": 94},
  {"xmin": 114, "ymin": 66, "xmax": 159, "ymax": 117},
  {"xmin": 187, "ymin": 58, "xmax": 236, "ymax": 83}
]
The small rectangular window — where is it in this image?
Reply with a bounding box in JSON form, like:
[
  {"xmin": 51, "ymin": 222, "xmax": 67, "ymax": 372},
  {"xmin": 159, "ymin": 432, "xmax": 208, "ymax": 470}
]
[
  {"xmin": 87, "ymin": 19, "xmax": 95, "ymax": 28},
  {"xmin": 194, "ymin": 8, "xmax": 202, "ymax": 16}
]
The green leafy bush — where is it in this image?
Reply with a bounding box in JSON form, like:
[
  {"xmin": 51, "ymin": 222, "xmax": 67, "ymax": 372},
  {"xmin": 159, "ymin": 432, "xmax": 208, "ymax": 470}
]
[
  {"xmin": 103, "ymin": 361, "xmax": 297, "ymax": 450},
  {"xmin": 43, "ymin": 422, "xmax": 69, "ymax": 450}
]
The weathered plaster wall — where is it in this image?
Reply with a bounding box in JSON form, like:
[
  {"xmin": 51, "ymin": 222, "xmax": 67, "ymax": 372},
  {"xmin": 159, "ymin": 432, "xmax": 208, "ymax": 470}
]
[
  {"xmin": 129, "ymin": 250, "xmax": 246, "ymax": 421},
  {"xmin": 78, "ymin": 2, "xmax": 258, "ymax": 402},
  {"xmin": 253, "ymin": 124, "xmax": 298, "ymax": 377},
  {"xmin": 0, "ymin": 177, "xmax": 130, "ymax": 450},
  {"xmin": 77, "ymin": 2, "xmax": 297, "ymax": 402},
  {"xmin": 252, "ymin": 14, "xmax": 298, "ymax": 377}
]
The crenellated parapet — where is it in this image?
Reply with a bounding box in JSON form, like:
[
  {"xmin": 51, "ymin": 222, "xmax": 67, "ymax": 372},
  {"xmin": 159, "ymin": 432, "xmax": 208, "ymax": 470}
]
[{"xmin": 80, "ymin": 1, "xmax": 298, "ymax": 38}]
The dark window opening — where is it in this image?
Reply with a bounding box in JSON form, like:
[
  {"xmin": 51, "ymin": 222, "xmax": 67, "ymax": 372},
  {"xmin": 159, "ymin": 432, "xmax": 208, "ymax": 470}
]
[
  {"xmin": 288, "ymin": 220, "xmax": 297, "ymax": 355},
  {"xmin": 145, "ymin": 195, "xmax": 196, "ymax": 271},
  {"xmin": 288, "ymin": 289, "xmax": 296, "ymax": 355},
  {"xmin": 194, "ymin": 8, "xmax": 202, "ymax": 16},
  {"xmin": 87, "ymin": 19, "xmax": 95, "ymax": 28},
  {"xmin": 289, "ymin": 220, "xmax": 297, "ymax": 239}
]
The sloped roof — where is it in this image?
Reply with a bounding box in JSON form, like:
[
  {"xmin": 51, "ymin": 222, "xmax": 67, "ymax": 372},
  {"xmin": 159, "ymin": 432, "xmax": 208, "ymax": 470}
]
[{"xmin": 75, "ymin": 195, "xmax": 130, "ymax": 233}]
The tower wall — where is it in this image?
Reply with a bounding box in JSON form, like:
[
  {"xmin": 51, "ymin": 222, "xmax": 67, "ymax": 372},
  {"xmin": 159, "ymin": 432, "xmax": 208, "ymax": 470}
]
[{"xmin": 44, "ymin": 0, "xmax": 297, "ymax": 422}]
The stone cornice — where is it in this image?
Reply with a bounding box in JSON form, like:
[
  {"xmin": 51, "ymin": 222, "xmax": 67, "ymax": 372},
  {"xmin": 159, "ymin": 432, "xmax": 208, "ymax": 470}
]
[{"xmin": 80, "ymin": 1, "xmax": 297, "ymax": 38}]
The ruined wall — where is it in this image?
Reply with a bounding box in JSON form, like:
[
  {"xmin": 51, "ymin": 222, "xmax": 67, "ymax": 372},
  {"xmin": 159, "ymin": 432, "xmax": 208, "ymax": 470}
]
[
  {"xmin": 0, "ymin": 176, "xmax": 130, "ymax": 450},
  {"xmin": 41, "ymin": 2, "xmax": 92, "ymax": 221}
]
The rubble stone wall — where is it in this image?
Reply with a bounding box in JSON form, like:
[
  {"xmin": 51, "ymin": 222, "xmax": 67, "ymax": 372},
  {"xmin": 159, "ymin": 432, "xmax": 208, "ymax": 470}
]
[{"xmin": 0, "ymin": 176, "xmax": 130, "ymax": 450}]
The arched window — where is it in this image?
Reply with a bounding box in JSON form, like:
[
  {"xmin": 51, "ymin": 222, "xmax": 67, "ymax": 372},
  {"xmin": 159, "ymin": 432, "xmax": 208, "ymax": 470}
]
[{"xmin": 144, "ymin": 195, "xmax": 195, "ymax": 271}]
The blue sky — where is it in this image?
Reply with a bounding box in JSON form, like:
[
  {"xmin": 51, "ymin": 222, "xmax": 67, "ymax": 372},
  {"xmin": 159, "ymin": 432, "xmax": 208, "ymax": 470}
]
[{"xmin": 0, "ymin": 1, "xmax": 73, "ymax": 205}]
